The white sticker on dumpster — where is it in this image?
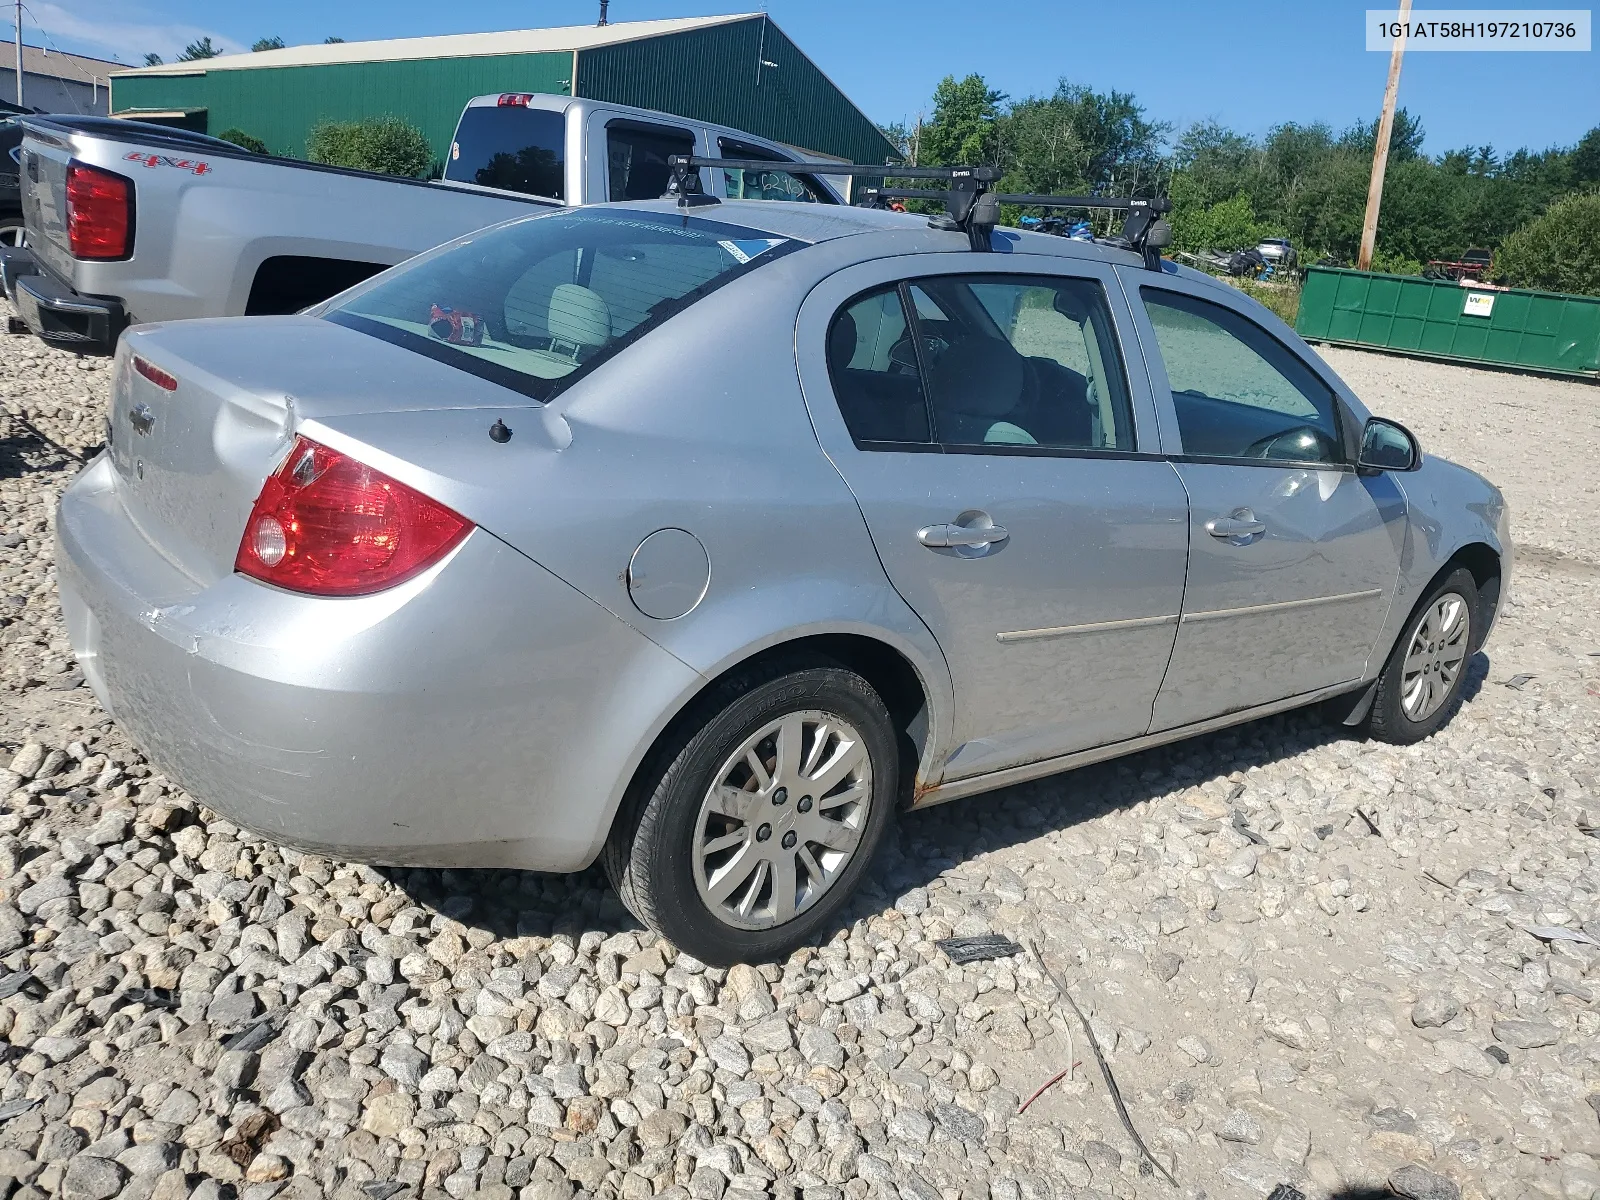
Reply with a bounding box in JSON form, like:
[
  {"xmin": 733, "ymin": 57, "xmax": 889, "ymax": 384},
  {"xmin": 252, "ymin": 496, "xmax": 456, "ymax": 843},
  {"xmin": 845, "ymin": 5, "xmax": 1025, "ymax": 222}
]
[{"xmin": 1464, "ymin": 292, "xmax": 1495, "ymax": 316}]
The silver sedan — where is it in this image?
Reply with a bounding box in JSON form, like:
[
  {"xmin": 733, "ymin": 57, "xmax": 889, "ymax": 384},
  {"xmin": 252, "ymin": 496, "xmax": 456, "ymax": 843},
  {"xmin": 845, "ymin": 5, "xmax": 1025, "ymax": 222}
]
[{"xmin": 56, "ymin": 200, "xmax": 1510, "ymax": 964}]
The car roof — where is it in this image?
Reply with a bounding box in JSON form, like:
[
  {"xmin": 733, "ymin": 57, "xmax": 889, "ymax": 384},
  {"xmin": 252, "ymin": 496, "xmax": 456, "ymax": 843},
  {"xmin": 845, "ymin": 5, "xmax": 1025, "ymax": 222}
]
[{"xmin": 584, "ymin": 198, "xmax": 1168, "ymax": 270}]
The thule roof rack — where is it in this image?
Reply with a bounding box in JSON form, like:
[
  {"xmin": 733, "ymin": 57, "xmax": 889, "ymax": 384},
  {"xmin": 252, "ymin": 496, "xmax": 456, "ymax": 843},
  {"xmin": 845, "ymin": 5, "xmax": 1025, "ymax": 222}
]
[{"xmin": 665, "ymin": 156, "xmax": 1174, "ymax": 269}]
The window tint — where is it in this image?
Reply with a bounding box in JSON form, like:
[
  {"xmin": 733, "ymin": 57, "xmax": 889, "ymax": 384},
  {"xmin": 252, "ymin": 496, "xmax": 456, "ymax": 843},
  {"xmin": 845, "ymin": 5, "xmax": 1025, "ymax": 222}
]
[
  {"xmin": 1141, "ymin": 289, "xmax": 1343, "ymax": 463},
  {"xmin": 445, "ymin": 106, "xmax": 565, "ymax": 200},
  {"xmin": 910, "ymin": 275, "xmax": 1135, "ymax": 451},
  {"xmin": 607, "ymin": 122, "xmax": 695, "ymax": 202},
  {"xmin": 826, "ymin": 286, "xmax": 932, "ymax": 446},
  {"xmin": 717, "ymin": 139, "xmax": 834, "ymax": 203},
  {"xmin": 324, "ymin": 211, "xmax": 798, "ymax": 402}
]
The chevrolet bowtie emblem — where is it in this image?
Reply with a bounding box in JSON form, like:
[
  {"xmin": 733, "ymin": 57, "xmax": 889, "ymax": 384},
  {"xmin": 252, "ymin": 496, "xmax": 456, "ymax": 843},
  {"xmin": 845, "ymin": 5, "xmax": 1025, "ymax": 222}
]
[{"xmin": 129, "ymin": 403, "xmax": 155, "ymax": 435}]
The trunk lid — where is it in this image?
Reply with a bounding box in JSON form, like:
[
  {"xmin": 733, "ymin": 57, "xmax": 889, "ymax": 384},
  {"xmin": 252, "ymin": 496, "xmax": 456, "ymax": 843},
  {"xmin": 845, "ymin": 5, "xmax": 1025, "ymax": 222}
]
[{"xmin": 106, "ymin": 315, "xmax": 537, "ymax": 585}]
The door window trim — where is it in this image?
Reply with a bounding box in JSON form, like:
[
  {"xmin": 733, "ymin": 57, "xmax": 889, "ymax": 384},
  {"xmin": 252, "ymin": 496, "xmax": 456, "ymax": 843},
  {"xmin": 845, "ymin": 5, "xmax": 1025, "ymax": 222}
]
[
  {"xmin": 1137, "ymin": 282, "xmax": 1353, "ymax": 469},
  {"xmin": 826, "ymin": 270, "xmax": 1149, "ymax": 460},
  {"xmin": 716, "ymin": 136, "xmax": 839, "ymax": 204},
  {"xmin": 604, "ymin": 117, "xmax": 697, "ymax": 202}
]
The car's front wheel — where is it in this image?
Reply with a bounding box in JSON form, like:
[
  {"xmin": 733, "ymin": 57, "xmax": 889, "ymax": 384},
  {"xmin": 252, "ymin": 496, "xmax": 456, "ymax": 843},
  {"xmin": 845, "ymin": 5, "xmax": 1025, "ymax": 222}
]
[
  {"xmin": 1367, "ymin": 567, "xmax": 1480, "ymax": 743},
  {"xmin": 605, "ymin": 661, "xmax": 897, "ymax": 965}
]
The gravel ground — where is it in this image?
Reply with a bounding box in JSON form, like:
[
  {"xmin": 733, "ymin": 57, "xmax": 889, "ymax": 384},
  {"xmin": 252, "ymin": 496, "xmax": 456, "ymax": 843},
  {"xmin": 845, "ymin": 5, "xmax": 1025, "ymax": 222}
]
[{"xmin": 0, "ymin": 327, "xmax": 1597, "ymax": 1200}]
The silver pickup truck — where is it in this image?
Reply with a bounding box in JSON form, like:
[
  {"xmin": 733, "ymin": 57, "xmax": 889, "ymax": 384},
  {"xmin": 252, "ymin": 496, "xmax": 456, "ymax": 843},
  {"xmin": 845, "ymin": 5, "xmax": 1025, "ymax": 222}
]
[{"xmin": 3, "ymin": 93, "xmax": 845, "ymax": 353}]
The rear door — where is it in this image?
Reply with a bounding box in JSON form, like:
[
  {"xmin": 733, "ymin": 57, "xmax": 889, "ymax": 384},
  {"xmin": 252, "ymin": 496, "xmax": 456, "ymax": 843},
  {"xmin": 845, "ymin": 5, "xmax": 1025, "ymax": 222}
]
[
  {"xmin": 602, "ymin": 118, "xmax": 697, "ymax": 202},
  {"xmin": 1121, "ymin": 271, "xmax": 1405, "ymax": 730},
  {"xmin": 798, "ymin": 255, "xmax": 1190, "ymax": 783},
  {"xmin": 712, "ymin": 138, "xmax": 839, "ymax": 204}
]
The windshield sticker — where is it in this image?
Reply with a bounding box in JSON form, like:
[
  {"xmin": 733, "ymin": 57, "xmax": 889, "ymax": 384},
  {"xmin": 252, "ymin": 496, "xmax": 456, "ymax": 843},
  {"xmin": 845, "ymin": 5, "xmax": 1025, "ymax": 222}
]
[
  {"xmin": 717, "ymin": 238, "xmax": 789, "ymax": 264},
  {"xmin": 123, "ymin": 151, "xmax": 212, "ymax": 176}
]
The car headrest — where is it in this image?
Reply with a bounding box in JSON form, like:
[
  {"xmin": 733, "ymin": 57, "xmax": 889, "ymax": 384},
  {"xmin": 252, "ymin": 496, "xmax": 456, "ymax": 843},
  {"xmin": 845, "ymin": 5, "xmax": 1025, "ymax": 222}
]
[
  {"xmin": 827, "ymin": 310, "xmax": 858, "ymax": 370},
  {"xmin": 548, "ymin": 284, "xmax": 612, "ymax": 348},
  {"xmin": 927, "ymin": 336, "xmax": 1024, "ymax": 418}
]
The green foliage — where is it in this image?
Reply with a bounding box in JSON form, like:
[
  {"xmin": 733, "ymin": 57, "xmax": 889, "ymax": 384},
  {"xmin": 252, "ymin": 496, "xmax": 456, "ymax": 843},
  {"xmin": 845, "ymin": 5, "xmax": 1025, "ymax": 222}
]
[
  {"xmin": 177, "ymin": 37, "xmax": 221, "ymax": 61},
  {"xmin": 1368, "ymin": 247, "xmax": 1424, "ymax": 276},
  {"xmin": 1495, "ymin": 192, "xmax": 1600, "ymax": 297},
  {"xmin": 324, "ymin": 37, "xmax": 345, "ymax": 44},
  {"xmin": 306, "ymin": 117, "xmax": 433, "ymax": 179},
  {"xmin": 1170, "ymin": 191, "xmax": 1268, "ymax": 252},
  {"xmin": 1231, "ymin": 279, "xmax": 1300, "ymax": 326},
  {"xmin": 217, "ymin": 128, "xmax": 268, "ymax": 154},
  {"xmin": 1169, "ymin": 108, "xmax": 1597, "ymax": 268},
  {"xmin": 252, "ymin": 37, "xmax": 285, "ymax": 52},
  {"xmin": 142, "ymin": 52, "xmax": 163, "ymax": 66},
  {"xmin": 919, "ymin": 75, "xmax": 1007, "ymax": 167},
  {"xmin": 898, "ymin": 71, "xmax": 1595, "ymax": 278},
  {"xmin": 998, "ymin": 81, "xmax": 1167, "ymax": 197}
]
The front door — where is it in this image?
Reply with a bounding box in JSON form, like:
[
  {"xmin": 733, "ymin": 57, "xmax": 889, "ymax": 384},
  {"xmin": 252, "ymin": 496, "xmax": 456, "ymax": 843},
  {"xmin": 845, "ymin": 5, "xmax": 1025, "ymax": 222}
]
[
  {"xmin": 798, "ymin": 259, "xmax": 1190, "ymax": 782},
  {"xmin": 1124, "ymin": 276, "xmax": 1405, "ymax": 731}
]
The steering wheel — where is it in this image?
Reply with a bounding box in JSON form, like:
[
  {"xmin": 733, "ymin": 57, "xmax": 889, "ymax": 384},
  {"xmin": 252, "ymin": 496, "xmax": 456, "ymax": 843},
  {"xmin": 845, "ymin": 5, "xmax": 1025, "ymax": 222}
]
[
  {"xmin": 1243, "ymin": 425, "xmax": 1339, "ymax": 463},
  {"xmin": 887, "ymin": 333, "xmax": 949, "ymax": 373}
]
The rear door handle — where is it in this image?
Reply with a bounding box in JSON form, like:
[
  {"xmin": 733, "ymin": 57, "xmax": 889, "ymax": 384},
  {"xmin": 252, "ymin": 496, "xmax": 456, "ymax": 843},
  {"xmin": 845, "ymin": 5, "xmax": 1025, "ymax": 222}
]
[
  {"xmin": 1205, "ymin": 511, "xmax": 1266, "ymax": 540},
  {"xmin": 918, "ymin": 522, "xmax": 1009, "ymax": 548}
]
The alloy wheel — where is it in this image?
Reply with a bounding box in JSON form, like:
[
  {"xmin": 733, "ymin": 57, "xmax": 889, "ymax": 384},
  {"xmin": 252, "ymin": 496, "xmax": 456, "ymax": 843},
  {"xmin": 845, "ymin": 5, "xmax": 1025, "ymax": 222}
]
[
  {"xmin": 692, "ymin": 710, "xmax": 872, "ymax": 930},
  {"xmin": 1400, "ymin": 591, "xmax": 1470, "ymax": 721}
]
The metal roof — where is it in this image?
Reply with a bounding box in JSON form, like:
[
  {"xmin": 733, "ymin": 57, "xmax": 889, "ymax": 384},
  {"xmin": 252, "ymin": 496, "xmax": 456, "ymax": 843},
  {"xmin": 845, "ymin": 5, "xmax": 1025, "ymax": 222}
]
[
  {"xmin": 110, "ymin": 15, "xmax": 761, "ymax": 78},
  {"xmin": 0, "ymin": 39, "xmax": 120, "ymax": 84}
]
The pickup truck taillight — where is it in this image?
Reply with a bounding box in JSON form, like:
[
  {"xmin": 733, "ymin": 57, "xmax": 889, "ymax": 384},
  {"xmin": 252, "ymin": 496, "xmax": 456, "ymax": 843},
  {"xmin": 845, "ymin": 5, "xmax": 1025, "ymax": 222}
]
[
  {"xmin": 236, "ymin": 438, "xmax": 472, "ymax": 597},
  {"xmin": 66, "ymin": 163, "xmax": 133, "ymax": 260}
]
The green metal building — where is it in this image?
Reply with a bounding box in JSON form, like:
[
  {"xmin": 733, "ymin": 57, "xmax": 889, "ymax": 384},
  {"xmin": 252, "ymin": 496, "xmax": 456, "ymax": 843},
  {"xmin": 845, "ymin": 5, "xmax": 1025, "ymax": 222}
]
[{"xmin": 108, "ymin": 14, "xmax": 894, "ymax": 169}]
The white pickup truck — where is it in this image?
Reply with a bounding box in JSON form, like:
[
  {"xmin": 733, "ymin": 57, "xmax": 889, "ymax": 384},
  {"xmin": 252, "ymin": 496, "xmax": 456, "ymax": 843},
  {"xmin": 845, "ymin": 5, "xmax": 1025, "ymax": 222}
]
[{"xmin": 3, "ymin": 92, "xmax": 846, "ymax": 353}]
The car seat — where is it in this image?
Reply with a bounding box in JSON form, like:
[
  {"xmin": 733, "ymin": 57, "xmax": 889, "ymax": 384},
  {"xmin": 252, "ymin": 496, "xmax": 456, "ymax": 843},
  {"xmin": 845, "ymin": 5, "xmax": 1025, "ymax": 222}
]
[
  {"xmin": 548, "ymin": 284, "xmax": 612, "ymax": 360},
  {"xmin": 926, "ymin": 336, "xmax": 1036, "ymax": 445}
]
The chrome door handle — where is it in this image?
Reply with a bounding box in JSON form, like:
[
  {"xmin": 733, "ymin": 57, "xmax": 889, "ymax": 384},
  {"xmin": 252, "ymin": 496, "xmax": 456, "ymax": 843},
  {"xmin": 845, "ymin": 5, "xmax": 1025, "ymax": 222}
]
[
  {"xmin": 918, "ymin": 522, "xmax": 1009, "ymax": 548},
  {"xmin": 1205, "ymin": 512, "xmax": 1266, "ymax": 539}
]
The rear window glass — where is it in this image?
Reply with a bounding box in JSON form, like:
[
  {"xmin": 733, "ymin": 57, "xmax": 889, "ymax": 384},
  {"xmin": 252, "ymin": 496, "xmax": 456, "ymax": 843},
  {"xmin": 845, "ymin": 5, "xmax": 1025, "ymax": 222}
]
[
  {"xmin": 444, "ymin": 106, "xmax": 565, "ymax": 201},
  {"xmin": 322, "ymin": 210, "xmax": 802, "ymax": 402}
]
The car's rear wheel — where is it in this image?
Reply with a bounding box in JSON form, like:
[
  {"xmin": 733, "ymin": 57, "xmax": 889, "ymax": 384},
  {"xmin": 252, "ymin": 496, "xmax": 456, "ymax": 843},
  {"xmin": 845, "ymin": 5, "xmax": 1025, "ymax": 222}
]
[
  {"xmin": 1367, "ymin": 567, "xmax": 1479, "ymax": 744},
  {"xmin": 604, "ymin": 661, "xmax": 897, "ymax": 965},
  {"xmin": 0, "ymin": 219, "xmax": 25, "ymax": 249}
]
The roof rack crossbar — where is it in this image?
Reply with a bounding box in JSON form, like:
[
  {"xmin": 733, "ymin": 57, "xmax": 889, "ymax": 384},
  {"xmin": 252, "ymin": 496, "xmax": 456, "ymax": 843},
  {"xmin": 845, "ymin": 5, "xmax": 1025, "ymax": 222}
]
[{"xmin": 663, "ymin": 155, "xmax": 1173, "ymax": 268}]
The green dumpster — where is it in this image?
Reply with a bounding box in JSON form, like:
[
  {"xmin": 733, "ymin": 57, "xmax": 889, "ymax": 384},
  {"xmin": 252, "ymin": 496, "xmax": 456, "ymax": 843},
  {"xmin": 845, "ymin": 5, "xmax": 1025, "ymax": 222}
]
[{"xmin": 1296, "ymin": 266, "xmax": 1600, "ymax": 379}]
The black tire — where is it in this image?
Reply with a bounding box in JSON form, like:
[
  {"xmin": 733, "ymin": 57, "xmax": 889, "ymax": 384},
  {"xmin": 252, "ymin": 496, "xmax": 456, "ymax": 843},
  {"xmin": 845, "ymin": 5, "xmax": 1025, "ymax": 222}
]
[
  {"xmin": 0, "ymin": 219, "xmax": 24, "ymax": 249},
  {"xmin": 1367, "ymin": 567, "xmax": 1480, "ymax": 744},
  {"xmin": 603, "ymin": 661, "xmax": 898, "ymax": 966}
]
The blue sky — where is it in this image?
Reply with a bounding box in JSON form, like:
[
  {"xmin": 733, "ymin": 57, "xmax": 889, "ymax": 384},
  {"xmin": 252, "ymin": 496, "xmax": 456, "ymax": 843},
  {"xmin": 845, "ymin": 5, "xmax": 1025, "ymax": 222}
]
[{"xmin": 36, "ymin": 0, "xmax": 1599, "ymax": 156}]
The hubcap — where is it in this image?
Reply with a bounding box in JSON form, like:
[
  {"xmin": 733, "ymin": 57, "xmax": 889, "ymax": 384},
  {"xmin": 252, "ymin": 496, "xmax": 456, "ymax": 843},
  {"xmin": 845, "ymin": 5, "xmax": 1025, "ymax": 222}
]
[
  {"xmin": 1400, "ymin": 591, "xmax": 1470, "ymax": 721},
  {"xmin": 692, "ymin": 710, "xmax": 872, "ymax": 930}
]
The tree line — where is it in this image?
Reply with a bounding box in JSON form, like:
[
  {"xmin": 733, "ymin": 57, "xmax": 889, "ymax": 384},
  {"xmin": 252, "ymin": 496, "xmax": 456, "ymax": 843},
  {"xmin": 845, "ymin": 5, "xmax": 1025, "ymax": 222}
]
[{"xmin": 882, "ymin": 74, "xmax": 1600, "ymax": 293}]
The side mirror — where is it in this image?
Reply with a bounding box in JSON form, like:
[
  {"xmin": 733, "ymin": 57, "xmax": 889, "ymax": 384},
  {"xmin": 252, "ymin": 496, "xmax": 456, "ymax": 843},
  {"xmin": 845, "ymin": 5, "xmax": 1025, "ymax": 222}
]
[{"xmin": 1358, "ymin": 416, "xmax": 1421, "ymax": 472}]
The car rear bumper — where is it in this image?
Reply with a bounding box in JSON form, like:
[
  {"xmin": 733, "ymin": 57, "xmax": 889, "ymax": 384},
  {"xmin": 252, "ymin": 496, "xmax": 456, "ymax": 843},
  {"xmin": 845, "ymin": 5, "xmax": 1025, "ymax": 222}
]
[
  {"xmin": 0, "ymin": 246, "xmax": 40, "ymax": 304},
  {"xmin": 55, "ymin": 454, "xmax": 701, "ymax": 871},
  {"xmin": 14, "ymin": 271, "xmax": 127, "ymax": 354}
]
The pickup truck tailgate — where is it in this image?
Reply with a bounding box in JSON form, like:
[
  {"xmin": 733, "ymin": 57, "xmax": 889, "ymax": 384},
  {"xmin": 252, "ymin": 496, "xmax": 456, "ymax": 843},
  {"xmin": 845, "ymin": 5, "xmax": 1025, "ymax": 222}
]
[{"xmin": 20, "ymin": 136, "xmax": 74, "ymax": 282}]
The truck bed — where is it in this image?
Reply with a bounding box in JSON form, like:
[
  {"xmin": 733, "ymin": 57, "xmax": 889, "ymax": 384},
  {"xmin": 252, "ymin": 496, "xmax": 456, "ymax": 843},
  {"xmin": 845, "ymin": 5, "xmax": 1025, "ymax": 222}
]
[{"xmin": 12, "ymin": 116, "xmax": 556, "ymax": 352}]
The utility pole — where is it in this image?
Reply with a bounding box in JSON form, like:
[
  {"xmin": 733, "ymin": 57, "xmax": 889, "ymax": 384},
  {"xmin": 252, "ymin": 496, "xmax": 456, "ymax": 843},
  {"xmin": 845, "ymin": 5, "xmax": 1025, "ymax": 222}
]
[
  {"xmin": 13, "ymin": 0, "xmax": 22, "ymax": 112},
  {"xmin": 1358, "ymin": 0, "xmax": 1412, "ymax": 271}
]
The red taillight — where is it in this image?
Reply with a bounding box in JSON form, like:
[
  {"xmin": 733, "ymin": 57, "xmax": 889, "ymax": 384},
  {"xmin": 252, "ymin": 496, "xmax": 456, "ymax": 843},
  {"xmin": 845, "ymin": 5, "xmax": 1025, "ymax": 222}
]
[
  {"xmin": 66, "ymin": 163, "xmax": 133, "ymax": 260},
  {"xmin": 235, "ymin": 438, "xmax": 471, "ymax": 597},
  {"xmin": 497, "ymin": 93, "xmax": 535, "ymax": 107},
  {"xmin": 131, "ymin": 355, "xmax": 176, "ymax": 391}
]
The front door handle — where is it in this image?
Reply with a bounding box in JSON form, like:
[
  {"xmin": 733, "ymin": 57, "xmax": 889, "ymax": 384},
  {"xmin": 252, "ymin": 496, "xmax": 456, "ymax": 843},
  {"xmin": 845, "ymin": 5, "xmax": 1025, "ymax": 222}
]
[
  {"xmin": 918, "ymin": 521, "xmax": 1009, "ymax": 549},
  {"xmin": 1205, "ymin": 510, "xmax": 1266, "ymax": 540}
]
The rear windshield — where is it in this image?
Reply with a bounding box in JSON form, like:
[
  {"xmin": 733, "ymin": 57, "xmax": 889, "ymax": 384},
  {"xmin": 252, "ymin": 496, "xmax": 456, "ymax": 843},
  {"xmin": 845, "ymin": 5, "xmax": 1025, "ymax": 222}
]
[
  {"xmin": 444, "ymin": 106, "xmax": 565, "ymax": 201},
  {"xmin": 322, "ymin": 210, "xmax": 801, "ymax": 401}
]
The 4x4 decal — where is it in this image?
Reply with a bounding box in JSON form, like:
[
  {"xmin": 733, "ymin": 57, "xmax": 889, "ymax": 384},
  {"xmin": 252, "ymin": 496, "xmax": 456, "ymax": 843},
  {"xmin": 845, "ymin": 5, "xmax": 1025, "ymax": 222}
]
[{"xmin": 123, "ymin": 151, "xmax": 211, "ymax": 175}]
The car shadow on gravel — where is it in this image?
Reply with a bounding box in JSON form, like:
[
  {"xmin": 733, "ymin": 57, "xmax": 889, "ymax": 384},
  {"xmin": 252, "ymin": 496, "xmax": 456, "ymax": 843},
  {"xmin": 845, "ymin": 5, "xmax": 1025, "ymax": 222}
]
[{"xmin": 373, "ymin": 652, "xmax": 1491, "ymax": 959}]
